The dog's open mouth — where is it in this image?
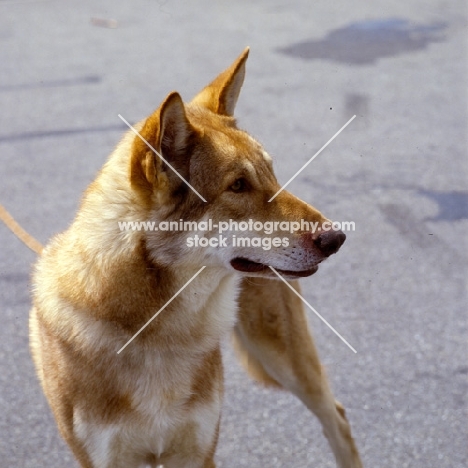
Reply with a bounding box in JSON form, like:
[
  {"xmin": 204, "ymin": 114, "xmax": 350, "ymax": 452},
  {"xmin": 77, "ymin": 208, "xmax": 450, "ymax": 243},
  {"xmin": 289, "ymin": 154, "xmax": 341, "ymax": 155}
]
[{"xmin": 230, "ymin": 257, "xmax": 318, "ymax": 278}]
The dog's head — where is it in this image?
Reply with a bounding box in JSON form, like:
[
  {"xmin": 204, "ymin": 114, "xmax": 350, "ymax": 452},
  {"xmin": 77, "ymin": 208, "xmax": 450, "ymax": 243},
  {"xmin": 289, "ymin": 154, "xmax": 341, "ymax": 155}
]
[{"xmin": 126, "ymin": 48, "xmax": 345, "ymax": 280}]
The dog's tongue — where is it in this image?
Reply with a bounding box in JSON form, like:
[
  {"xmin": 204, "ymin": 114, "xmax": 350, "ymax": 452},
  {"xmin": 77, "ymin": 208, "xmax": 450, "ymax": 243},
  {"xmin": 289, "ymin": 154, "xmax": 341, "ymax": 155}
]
[{"xmin": 230, "ymin": 257, "xmax": 267, "ymax": 273}]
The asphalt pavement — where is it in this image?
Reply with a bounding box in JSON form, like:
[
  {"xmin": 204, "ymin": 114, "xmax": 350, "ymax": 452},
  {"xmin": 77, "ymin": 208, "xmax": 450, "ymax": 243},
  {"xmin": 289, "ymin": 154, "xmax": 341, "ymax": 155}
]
[{"xmin": 0, "ymin": 1, "xmax": 466, "ymax": 467}]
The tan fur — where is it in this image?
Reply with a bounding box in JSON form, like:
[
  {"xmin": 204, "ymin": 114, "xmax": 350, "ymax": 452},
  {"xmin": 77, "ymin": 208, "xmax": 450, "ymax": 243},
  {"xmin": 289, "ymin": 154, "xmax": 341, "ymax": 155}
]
[
  {"xmin": 26, "ymin": 48, "xmax": 362, "ymax": 467},
  {"xmin": 234, "ymin": 278, "xmax": 362, "ymax": 467}
]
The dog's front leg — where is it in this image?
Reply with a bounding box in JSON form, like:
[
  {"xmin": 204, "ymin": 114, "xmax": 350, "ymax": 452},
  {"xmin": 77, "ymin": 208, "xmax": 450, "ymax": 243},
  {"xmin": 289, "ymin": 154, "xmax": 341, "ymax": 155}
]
[{"xmin": 233, "ymin": 278, "xmax": 363, "ymax": 468}]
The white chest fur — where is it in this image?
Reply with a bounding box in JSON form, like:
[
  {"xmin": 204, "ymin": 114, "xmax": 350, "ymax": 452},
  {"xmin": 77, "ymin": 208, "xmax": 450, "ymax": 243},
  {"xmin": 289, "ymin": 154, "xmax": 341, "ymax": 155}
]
[{"xmin": 73, "ymin": 270, "xmax": 240, "ymax": 465}]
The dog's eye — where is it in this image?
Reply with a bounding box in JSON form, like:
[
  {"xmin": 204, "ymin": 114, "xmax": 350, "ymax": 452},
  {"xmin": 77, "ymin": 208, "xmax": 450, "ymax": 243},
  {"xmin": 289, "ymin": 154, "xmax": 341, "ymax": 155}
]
[{"xmin": 230, "ymin": 178, "xmax": 247, "ymax": 193}]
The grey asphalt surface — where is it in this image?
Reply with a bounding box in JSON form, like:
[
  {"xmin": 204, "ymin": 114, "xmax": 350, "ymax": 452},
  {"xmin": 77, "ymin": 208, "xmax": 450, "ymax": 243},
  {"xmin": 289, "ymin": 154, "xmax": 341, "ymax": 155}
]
[{"xmin": 0, "ymin": 1, "xmax": 467, "ymax": 467}]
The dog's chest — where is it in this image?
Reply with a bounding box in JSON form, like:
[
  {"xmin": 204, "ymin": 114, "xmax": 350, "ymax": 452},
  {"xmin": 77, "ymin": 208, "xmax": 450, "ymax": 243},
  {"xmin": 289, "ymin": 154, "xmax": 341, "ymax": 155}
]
[
  {"xmin": 122, "ymin": 273, "xmax": 239, "ymax": 453},
  {"xmin": 127, "ymin": 355, "xmax": 216, "ymax": 449},
  {"xmin": 73, "ymin": 271, "xmax": 240, "ymax": 462}
]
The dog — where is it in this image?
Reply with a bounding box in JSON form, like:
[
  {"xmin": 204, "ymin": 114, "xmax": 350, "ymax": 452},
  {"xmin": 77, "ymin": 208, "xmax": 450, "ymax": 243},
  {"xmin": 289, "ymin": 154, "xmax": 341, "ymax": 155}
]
[{"xmin": 27, "ymin": 48, "xmax": 362, "ymax": 467}]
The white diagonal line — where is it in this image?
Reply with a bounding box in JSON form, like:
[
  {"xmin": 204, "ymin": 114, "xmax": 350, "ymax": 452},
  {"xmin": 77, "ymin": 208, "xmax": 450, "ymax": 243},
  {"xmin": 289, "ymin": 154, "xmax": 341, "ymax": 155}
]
[
  {"xmin": 269, "ymin": 266, "xmax": 357, "ymax": 353},
  {"xmin": 117, "ymin": 266, "xmax": 206, "ymax": 354},
  {"xmin": 118, "ymin": 114, "xmax": 207, "ymax": 203},
  {"xmin": 268, "ymin": 115, "xmax": 356, "ymax": 202}
]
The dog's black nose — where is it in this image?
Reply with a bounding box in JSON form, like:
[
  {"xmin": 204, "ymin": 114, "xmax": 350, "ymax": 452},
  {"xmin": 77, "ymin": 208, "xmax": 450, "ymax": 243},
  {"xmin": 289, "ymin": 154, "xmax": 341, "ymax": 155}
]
[{"xmin": 314, "ymin": 230, "xmax": 346, "ymax": 256}]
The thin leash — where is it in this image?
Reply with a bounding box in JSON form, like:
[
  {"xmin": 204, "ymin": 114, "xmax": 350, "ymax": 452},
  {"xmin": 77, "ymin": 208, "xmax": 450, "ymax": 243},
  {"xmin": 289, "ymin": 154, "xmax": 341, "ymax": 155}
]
[{"xmin": 0, "ymin": 203, "xmax": 43, "ymax": 254}]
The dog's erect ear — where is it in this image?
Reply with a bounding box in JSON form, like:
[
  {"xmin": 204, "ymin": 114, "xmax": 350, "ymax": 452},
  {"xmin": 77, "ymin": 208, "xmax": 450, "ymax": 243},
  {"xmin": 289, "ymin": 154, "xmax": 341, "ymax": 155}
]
[
  {"xmin": 191, "ymin": 47, "xmax": 250, "ymax": 116},
  {"xmin": 130, "ymin": 92, "xmax": 192, "ymax": 200}
]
